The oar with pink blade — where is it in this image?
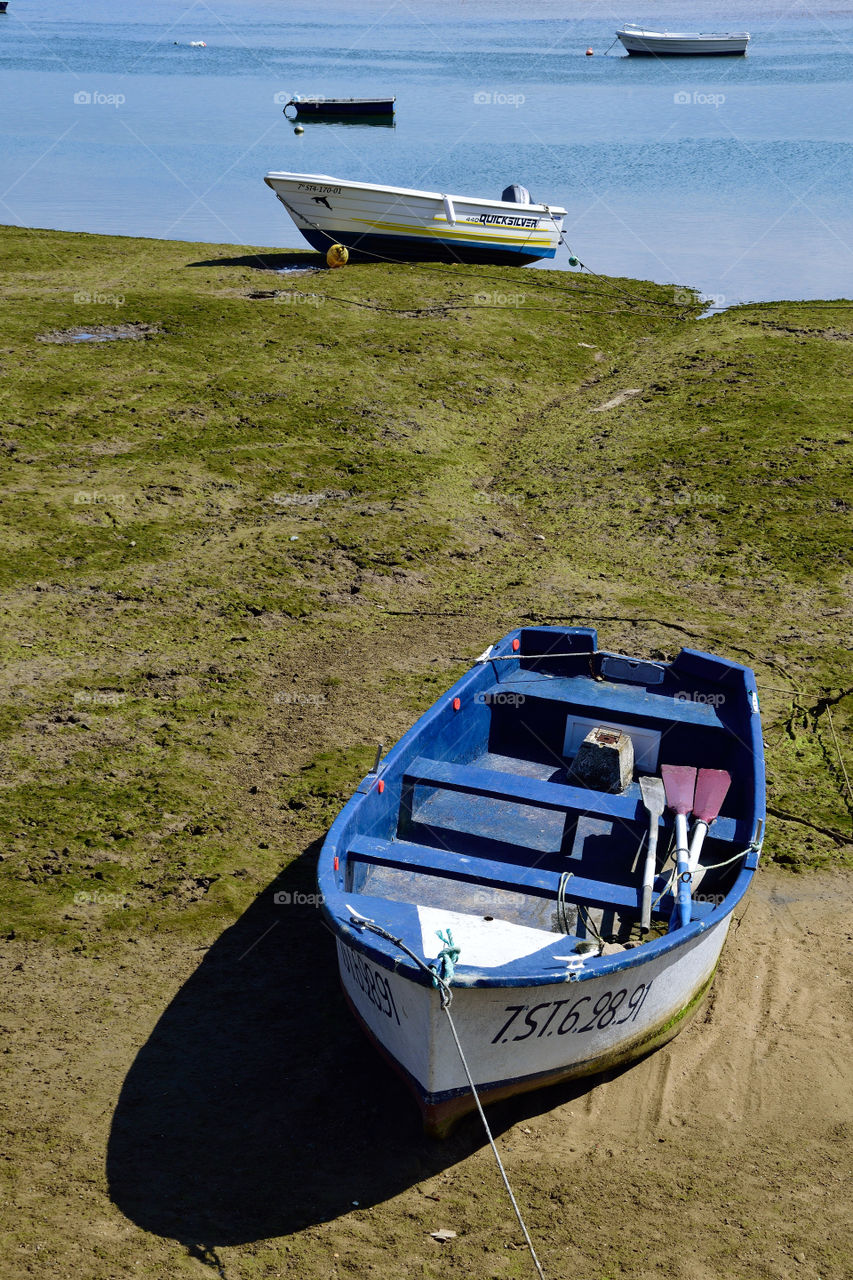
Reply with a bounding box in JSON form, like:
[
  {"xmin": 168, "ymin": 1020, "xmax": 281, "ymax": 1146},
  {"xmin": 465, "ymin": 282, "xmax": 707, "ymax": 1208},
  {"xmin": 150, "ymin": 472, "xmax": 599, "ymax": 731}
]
[
  {"xmin": 660, "ymin": 764, "xmax": 697, "ymax": 929},
  {"xmin": 688, "ymin": 768, "xmax": 732, "ymax": 889}
]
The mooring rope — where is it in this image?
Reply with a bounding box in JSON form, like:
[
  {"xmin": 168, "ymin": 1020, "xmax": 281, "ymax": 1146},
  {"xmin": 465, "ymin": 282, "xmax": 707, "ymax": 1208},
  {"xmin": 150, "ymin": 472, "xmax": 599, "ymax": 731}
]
[
  {"xmin": 556, "ymin": 870, "xmax": 573, "ymax": 935},
  {"xmin": 824, "ymin": 702, "xmax": 853, "ymax": 806},
  {"xmin": 347, "ymin": 909, "xmax": 548, "ymax": 1280},
  {"xmin": 437, "ymin": 987, "xmax": 548, "ymax": 1280},
  {"xmin": 557, "ymin": 871, "xmax": 604, "ymax": 950},
  {"xmin": 692, "ymin": 847, "xmax": 748, "ymax": 872}
]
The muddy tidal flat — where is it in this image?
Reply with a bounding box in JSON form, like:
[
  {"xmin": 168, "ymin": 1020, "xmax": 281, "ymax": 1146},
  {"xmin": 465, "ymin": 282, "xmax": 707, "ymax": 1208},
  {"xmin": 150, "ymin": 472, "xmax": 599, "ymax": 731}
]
[{"xmin": 0, "ymin": 226, "xmax": 851, "ymax": 1279}]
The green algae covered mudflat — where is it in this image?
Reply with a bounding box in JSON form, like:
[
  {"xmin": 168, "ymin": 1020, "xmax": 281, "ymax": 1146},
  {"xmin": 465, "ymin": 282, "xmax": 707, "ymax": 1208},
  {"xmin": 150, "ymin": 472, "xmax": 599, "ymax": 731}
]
[
  {"xmin": 0, "ymin": 222, "xmax": 850, "ymax": 1280},
  {"xmin": 1, "ymin": 225, "xmax": 848, "ymax": 943}
]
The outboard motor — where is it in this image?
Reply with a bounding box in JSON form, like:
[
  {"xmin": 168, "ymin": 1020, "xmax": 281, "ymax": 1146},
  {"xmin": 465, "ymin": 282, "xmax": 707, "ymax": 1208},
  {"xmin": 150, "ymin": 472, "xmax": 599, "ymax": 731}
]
[{"xmin": 501, "ymin": 183, "xmax": 532, "ymax": 204}]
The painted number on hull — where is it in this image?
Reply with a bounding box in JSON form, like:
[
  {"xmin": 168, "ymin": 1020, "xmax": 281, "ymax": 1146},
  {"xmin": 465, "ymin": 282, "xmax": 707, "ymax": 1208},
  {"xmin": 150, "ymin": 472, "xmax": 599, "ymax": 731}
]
[
  {"xmin": 340, "ymin": 945, "xmax": 401, "ymax": 1025},
  {"xmin": 491, "ymin": 982, "xmax": 652, "ymax": 1044}
]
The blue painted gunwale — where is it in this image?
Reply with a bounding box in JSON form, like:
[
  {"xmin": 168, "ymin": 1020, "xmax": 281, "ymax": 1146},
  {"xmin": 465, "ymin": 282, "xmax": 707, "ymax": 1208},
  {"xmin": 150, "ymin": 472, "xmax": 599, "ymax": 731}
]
[{"xmin": 317, "ymin": 627, "xmax": 765, "ymax": 988}]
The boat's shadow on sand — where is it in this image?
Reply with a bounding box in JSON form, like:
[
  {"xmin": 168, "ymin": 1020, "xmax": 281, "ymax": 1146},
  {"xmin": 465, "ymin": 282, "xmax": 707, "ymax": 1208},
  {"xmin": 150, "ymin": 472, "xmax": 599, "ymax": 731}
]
[
  {"xmin": 187, "ymin": 251, "xmax": 325, "ymax": 273},
  {"xmin": 107, "ymin": 839, "xmax": 623, "ymax": 1255}
]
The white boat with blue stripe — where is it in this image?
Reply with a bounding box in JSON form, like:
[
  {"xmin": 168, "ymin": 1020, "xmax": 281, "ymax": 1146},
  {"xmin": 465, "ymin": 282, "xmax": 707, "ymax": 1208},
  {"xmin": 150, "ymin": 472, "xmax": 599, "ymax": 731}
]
[
  {"xmin": 318, "ymin": 626, "xmax": 765, "ymax": 1136},
  {"xmin": 264, "ymin": 172, "xmax": 567, "ymax": 266}
]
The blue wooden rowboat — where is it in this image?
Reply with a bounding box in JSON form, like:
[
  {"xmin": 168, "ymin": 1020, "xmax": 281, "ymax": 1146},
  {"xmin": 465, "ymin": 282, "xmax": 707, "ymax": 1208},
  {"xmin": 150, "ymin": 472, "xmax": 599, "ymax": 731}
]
[{"xmin": 318, "ymin": 626, "xmax": 765, "ymax": 1136}]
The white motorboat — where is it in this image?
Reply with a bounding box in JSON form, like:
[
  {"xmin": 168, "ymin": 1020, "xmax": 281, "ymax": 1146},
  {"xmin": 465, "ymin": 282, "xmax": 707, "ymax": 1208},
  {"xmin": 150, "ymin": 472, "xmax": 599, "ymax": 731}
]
[
  {"xmin": 617, "ymin": 26, "xmax": 750, "ymax": 55},
  {"xmin": 264, "ymin": 172, "xmax": 567, "ymax": 266}
]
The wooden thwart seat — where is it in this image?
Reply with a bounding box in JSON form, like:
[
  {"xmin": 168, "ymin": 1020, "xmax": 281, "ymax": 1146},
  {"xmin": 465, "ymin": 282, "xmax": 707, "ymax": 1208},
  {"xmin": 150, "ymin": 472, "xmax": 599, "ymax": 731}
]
[
  {"xmin": 402, "ymin": 755, "xmax": 740, "ymax": 843},
  {"xmin": 347, "ymin": 834, "xmax": 650, "ymax": 912},
  {"xmin": 406, "ymin": 755, "xmax": 641, "ymax": 820},
  {"xmin": 485, "ymin": 670, "xmax": 727, "ymax": 729}
]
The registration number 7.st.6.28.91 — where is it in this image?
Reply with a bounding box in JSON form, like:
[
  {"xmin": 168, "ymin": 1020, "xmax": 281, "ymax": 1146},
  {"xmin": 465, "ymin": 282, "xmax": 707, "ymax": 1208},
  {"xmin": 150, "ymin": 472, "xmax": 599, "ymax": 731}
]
[
  {"xmin": 340, "ymin": 943, "xmax": 402, "ymax": 1025},
  {"xmin": 491, "ymin": 982, "xmax": 653, "ymax": 1044}
]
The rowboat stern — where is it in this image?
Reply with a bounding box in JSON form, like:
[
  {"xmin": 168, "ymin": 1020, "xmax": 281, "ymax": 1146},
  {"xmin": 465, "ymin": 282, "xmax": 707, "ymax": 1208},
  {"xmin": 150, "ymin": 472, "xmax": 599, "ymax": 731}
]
[{"xmin": 329, "ymin": 888, "xmax": 744, "ymax": 1136}]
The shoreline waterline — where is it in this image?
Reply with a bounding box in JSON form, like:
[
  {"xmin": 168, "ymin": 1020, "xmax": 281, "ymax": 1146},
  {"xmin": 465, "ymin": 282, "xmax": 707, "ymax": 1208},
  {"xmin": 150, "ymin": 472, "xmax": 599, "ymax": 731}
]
[{"xmin": 2, "ymin": 0, "xmax": 853, "ymax": 303}]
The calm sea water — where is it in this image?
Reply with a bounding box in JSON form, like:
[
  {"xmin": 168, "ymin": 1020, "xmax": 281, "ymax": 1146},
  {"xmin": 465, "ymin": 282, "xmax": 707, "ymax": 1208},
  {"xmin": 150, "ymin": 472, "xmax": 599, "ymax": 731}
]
[{"xmin": 2, "ymin": 0, "xmax": 853, "ymax": 302}]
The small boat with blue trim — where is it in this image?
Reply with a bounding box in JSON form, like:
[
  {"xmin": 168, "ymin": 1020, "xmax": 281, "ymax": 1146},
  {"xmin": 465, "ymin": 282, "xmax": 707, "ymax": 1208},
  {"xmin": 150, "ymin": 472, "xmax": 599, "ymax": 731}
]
[
  {"xmin": 318, "ymin": 626, "xmax": 765, "ymax": 1136},
  {"xmin": 264, "ymin": 172, "xmax": 566, "ymax": 265}
]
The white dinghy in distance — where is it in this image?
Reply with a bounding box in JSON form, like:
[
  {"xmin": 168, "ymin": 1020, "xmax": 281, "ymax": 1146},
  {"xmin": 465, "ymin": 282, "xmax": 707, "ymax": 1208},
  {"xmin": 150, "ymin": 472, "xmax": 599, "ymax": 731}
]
[
  {"xmin": 264, "ymin": 172, "xmax": 567, "ymax": 265},
  {"xmin": 616, "ymin": 25, "xmax": 750, "ymax": 55}
]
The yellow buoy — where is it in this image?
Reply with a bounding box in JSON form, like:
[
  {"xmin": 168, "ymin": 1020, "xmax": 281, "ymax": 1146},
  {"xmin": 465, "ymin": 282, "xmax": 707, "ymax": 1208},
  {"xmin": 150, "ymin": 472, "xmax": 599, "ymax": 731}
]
[
  {"xmin": 326, "ymin": 244, "xmax": 349, "ymax": 269},
  {"xmin": 294, "ymin": 124, "xmax": 304, "ymax": 134}
]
